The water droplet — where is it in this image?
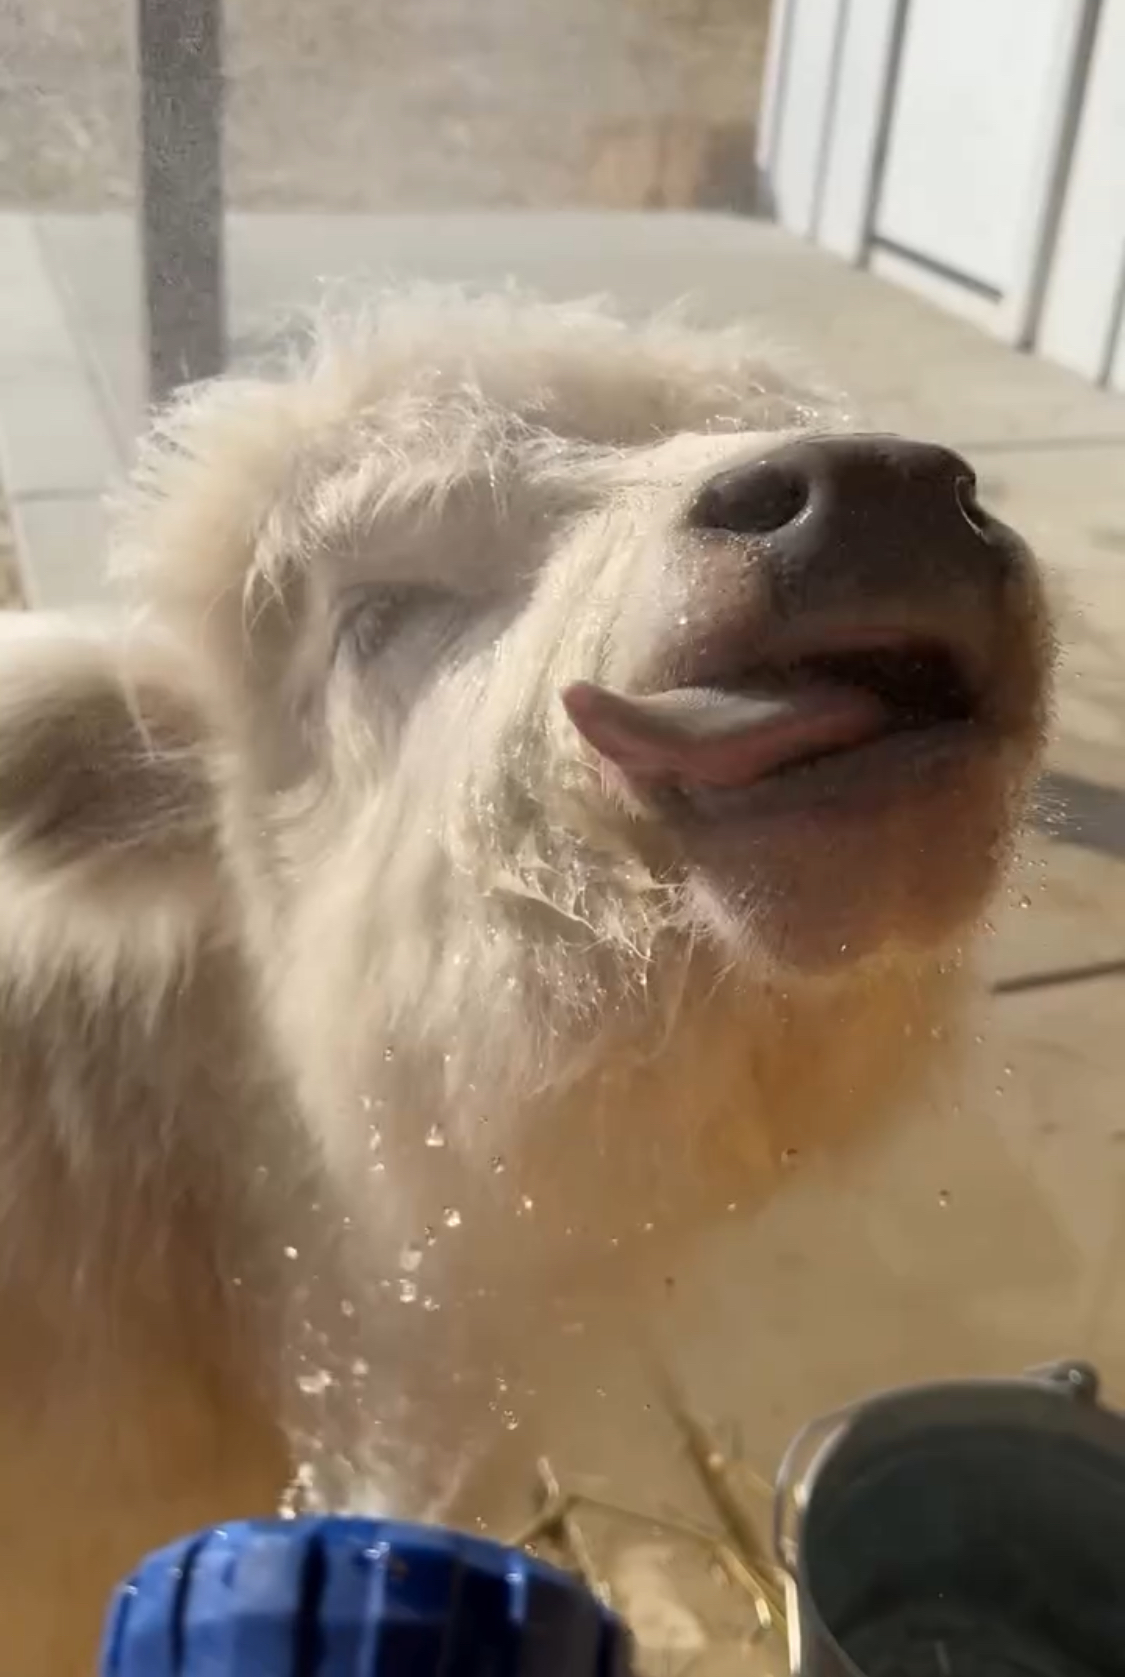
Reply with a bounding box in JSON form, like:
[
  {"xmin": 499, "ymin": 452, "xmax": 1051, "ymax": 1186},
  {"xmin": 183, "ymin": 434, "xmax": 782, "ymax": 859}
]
[
  {"xmin": 502, "ymin": 1411, "xmax": 520, "ymax": 1431},
  {"xmin": 596, "ymin": 1386, "xmax": 607, "ymax": 1399},
  {"xmin": 369, "ymin": 1161, "xmax": 386, "ymax": 1176},
  {"xmin": 383, "ymin": 1046, "xmax": 395, "ymax": 1063},
  {"xmin": 518, "ymin": 1195, "xmax": 534, "ymax": 1215},
  {"xmin": 839, "ymin": 941, "xmax": 849, "ymax": 954},
  {"xmin": 422, "ymin": 1295, "xmax": 440, "ymax": 1312},
  {"xmin": 1018, "ymin": 894, "xmax": 1032, "ymax": 910},
  {"xmin": 398, "ymin": 1278, "xmax": 418, "ymax": 1304},
  {"xmin": 726, "ymin": 1202, "xmax": 738, "ymax": 1213},
  {"xmin": 490, "ymin": 1155, "xmax": 506, "ymax": 1174},
  {"xmin": 231, "ymin": 1275, "xmax": 243, "ymax": 1289},
  {"xmin": 352, "ymin": 1357, "xmax": 370, "ymax": 1378},
  {"xmin": 297, "ymin": 1369, "xmax": 334, "ymax": 1396},
  {"xmin": 284, "ymin": 1245, "xmax": 299, "ymax": 1261},
  {"xmin": 422, "ymin": 1224, "xmax": 437, "ymax": 1246},
  {"xmin": 781, "ymin": 1147, "xmax": 799, "ymax": 1168},
  {"xmin": 425, "ymin": 1124, "xmax": 447, "ymax": 1150},
  {"xmin": 1002, "ymin": 1064, "xmax": 1013, "ymax": 1078},
  {"xmin": 496, "ymin": 1376, "xmax": 509, "ymax": 1394},
  {"xmin": 368, "ymin": 1129, "xmax": 383, "ymax": 1152},
  {"xmin": 973, "ymin": 1033, "xmax": 985, "ymax": 1046},
  {"xmin": 442, "ymin": 1206, "xmax": 462, "ymax": 1229},
  {"xmin": 340, "ymin": 1299, "xmax": 356, "ymax": 1318},
  {"xmin": 399, "ymin": 1241, "xmax": 424, "ymax": 1272},
  {"xmin": 938, "ymin": 1188, "xmax": 951, "ymax": 1208},
  {"xmin": 360, "ymin": 1095, "xmax": 373, "ymax": 1113},
  {"xmin": 642, "ymin": 1220, "xmax": 654, "ymax": 1233}
]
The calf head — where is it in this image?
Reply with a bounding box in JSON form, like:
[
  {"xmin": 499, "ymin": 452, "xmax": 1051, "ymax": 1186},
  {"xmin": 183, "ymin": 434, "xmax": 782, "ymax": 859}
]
[{"xmin": 115, "ymin": 291, "xmax": 1048, "ymax": 1161}]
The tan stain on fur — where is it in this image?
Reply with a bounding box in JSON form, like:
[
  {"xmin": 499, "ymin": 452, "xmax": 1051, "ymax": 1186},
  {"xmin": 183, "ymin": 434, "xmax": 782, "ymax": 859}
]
[{"xmin": 0, "ymin": 291, "xmax": 1051, "ymax": 1671}]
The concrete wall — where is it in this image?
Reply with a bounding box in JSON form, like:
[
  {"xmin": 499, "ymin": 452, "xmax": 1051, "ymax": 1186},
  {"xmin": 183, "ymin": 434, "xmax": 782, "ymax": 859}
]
[{"xmin": 0, "ymin": 0, "xmax": 774, "ymax": 214}]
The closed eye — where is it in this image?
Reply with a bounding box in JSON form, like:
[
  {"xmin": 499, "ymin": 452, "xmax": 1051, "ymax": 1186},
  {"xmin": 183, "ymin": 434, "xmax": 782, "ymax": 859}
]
[{"xmin": 334, "ymin": 584, "xmax": 454, "ymax": 662}]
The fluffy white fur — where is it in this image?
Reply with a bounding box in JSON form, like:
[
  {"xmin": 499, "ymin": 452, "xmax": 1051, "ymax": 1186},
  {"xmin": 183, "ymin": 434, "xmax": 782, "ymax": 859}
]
[{"xmin": 0, "ymin": 290, "xmax": 1050, "ymax": 1673}]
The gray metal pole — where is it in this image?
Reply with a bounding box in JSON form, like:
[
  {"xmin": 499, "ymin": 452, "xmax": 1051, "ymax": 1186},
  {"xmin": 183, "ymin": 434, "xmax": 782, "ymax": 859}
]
[{"xmin": 137, "ymin": 0, "xmax": 226, "ymax": 407}]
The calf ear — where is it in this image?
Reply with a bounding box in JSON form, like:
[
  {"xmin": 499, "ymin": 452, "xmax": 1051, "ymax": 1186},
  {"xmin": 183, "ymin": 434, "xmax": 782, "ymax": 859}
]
[{"xmin": 0, "ymin": 613, "xmax": 217, "ymax": 908}]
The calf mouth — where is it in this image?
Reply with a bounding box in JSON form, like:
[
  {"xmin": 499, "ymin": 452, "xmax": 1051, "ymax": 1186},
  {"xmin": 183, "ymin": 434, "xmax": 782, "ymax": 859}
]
[{"xmin": 563, "ymin": 631, "xmax": 994, "ymax": 824}]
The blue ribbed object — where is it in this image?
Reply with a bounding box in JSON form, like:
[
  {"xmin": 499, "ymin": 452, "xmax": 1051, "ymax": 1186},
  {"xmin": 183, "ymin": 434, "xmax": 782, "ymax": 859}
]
[{"xmin": 99, "ymin": 1517, "xmax": 631, "ymax": 1677}]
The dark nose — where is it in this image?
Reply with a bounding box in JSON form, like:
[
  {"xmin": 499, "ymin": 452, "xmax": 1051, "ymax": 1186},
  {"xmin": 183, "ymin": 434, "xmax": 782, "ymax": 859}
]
[{"xmin": 688, "ymin": 432, "xmax": 1020, "ymax": 617}]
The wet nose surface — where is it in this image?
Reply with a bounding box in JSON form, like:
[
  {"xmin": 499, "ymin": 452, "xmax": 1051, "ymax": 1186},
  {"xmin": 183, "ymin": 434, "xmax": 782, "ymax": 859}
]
[
  {"xmin": 692, "ymin": 433, "xmax": 978, "ymax": 540},
  {"xmin": 688, "ymin": 433, "xmax": 1019, "ymax": 620}
]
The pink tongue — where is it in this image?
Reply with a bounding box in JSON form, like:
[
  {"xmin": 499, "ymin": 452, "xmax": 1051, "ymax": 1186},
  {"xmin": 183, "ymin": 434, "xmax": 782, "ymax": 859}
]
[{"xmin": 562, "ymin": 680, "xmax": 889, "ymax": 788}]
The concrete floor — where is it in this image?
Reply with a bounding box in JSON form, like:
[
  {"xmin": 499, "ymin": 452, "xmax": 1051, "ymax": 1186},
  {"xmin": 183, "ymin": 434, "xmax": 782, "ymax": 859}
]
[{"xmin": 1, "ymin": 209, "xmax": 1124, "ymax": 1667}]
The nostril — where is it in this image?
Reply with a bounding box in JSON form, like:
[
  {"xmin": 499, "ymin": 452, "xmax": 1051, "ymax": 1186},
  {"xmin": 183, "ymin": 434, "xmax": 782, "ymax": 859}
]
[
  {"xmin": 954, "ymin": 472, "xmax": 992, "ymax": 540},
  {"xmin": 691, "ymin": 460, "xmax": 809, "ymax": 538}
]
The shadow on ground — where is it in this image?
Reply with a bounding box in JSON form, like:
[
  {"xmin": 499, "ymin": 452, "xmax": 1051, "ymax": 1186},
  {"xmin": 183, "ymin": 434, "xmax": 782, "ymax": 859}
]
[{"xmin": 1038, "ymin": 770, "xmax": 1125, "ymax": 861}]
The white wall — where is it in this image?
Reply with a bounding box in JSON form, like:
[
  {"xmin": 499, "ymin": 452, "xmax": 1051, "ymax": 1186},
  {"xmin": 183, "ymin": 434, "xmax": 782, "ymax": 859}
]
[
  {"xmin": 759, "ymin": 0, "xmax": 844, "ymax": 237},
  {"xmin": 815, "ymin": 0, "xmax": 900, "ymax": 263},
  {"xmin": 758, "ymin": 0, "xmax": 1125, "ymax": 389},
  {"xmin": 873, "ymin": 0, "xmax": 1076, "ymax": 298},
  {"xmin": 1036, "ymin": 0, "xmax": 1125, "ymax": 386}
]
